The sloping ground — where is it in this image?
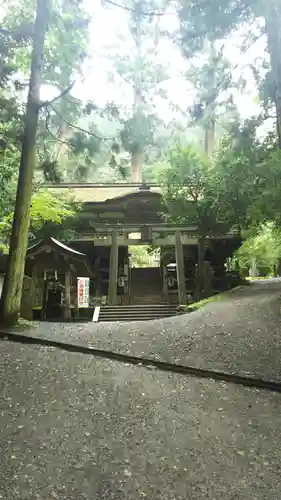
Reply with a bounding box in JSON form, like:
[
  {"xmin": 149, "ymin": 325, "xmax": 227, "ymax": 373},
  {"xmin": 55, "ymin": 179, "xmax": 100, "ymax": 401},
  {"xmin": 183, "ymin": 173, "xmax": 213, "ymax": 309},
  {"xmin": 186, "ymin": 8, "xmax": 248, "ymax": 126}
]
[
  {"xmin": 9, "ymin": 280, "xmax": 281, "ymax": 382},
  {"xmin": 1, "ymin": 341, "xmax": 281, "ymax": 500}
]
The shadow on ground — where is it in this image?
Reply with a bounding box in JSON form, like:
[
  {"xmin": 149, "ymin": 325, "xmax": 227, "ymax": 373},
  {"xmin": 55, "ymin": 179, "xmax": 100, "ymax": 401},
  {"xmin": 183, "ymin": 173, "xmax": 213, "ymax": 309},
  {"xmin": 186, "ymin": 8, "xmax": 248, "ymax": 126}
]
[{"xmin": 6, "ymin": 280, "xmax": 281, "ymax": 382}]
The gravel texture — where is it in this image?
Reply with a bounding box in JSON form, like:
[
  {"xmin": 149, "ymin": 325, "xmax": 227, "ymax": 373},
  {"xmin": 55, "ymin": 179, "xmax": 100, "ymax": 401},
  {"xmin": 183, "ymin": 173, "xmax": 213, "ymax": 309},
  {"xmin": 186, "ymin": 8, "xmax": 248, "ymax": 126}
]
[
  {"xmin": 1, "ymin": 340, "xmax": 281, "ymax": 499},
  {"xmin": 9, "ymin": 280, "xmax": 281, "ymax": 382}
]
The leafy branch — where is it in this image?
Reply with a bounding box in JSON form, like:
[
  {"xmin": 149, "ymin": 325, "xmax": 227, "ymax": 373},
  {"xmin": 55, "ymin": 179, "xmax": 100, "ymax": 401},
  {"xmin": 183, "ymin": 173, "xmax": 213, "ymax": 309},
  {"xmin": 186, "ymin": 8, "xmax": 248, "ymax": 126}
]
[
  {"xmin": 44, "ymin": 108, "xmax": 75, "ymax": 149},
  {"xmin": 40, "ymin": 81, "xmax": 75, "ymax": 108},
  {"xmin": 103, "ymin": 0, "xmax": 172, "ymax": 17},
  {"xmin": 48, "ymin": 104, "xmax": 117, "ymax": 141}
]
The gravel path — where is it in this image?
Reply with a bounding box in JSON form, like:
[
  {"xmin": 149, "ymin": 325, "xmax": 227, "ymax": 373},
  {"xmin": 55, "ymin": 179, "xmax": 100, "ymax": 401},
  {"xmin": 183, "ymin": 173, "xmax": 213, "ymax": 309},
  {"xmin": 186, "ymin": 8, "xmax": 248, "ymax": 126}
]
[
  {"xmin": 10, "ymin": 280, "xmax": 281, "ymax": 382},
  {"xmin": 1, "ymin": 341, "xmax": 281, "ymax": 500}
]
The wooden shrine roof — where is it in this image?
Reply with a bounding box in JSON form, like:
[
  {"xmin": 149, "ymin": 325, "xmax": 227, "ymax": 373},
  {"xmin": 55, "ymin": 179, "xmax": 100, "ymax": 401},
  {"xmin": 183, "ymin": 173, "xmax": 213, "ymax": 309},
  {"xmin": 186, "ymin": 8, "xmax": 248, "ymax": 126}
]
[
  {"xmin": 27, "ymin": 237, "xmax": 86, "ymax": 257},
  {"xmin": 25, "ymin": 237, "xmax": 93, "ymax": 277},
  {"xmin": 43, "ymin": 182, "xmax": 162, "ymax": 204}
]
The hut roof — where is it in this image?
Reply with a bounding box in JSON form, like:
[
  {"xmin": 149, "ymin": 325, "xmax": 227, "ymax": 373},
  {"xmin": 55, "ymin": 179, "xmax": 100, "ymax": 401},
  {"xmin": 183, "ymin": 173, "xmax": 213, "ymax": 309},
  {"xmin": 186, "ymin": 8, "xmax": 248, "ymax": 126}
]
[{"xmin": 25, "ymin": 237, "xmax": 92, "ymax": 277}]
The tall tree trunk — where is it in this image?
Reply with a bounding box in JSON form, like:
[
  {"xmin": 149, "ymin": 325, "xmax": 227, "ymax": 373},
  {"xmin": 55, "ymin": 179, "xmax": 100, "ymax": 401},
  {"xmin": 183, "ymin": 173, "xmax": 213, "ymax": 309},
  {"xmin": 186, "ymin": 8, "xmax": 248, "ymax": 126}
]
[
  {"xmin": 130, "ymin": 12, "xmax": 143, "ymax": 183},
  {"xmin": 264, "ymin": 1, "xmax": 281, "ymax": 148},
  {"xmin": 0, "ymin": 0, "xmax": 48, "ymax": 326},
  {"xmin": 131, "ymin": 148, "xmax": 143, "ymax": 182},
  {"xmin": 131, "ymin": 86, "xmax": 143, "ymax": 183},
  {"xmin": 204, "ymin": 119, "xmax": 215, "ymax": 156}
]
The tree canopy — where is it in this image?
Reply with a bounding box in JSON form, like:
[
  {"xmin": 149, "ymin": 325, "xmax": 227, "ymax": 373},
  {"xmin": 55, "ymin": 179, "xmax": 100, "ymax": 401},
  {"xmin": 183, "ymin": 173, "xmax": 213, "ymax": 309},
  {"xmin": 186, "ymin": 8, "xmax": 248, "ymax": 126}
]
[{"xmin": 1, "ymin": 0, "xmax": 281, "ymax": 321}]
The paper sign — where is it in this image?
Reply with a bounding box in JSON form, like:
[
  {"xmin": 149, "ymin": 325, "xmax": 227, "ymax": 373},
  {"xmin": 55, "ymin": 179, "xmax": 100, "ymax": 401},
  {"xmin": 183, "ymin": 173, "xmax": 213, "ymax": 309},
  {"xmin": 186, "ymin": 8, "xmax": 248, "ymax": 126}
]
[{"xmin": 77, "ymin": 277, "xmax": 90, "ymax": 308}]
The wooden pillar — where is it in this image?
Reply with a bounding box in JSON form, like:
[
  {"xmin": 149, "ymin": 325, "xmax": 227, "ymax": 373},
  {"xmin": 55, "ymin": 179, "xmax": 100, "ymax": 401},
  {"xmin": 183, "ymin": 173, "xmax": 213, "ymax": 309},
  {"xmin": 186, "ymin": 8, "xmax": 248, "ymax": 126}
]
[
  {"xmin": 95, "ymin": 256, "xmax": 101, "ymax": 296},
  {"xmin": 73, "ymin": 275, "xmax": 79, "ymax": 319},
  {"xmin": 196, "ymin": 237, "xmax": 205, "ymax": 300},
  {"xmin": 123, "ymin": 257, "xmax": 130, "ymax": 305},
  {"xmin": 203, "ymin": 261, "xmax": 213, "ymax": 298},
  {"xmin": 175, "ymin": 230, "xmax": 187, "ymax": 305},
  {"xmin": 161, "ymin": 251, "xmax": 168, "ymax": 303},
  {"xmin": 41, "ymin": 274, "xmax": 48, "ymax": 320},
  {"xmin": 30, "ymin": 264, "xmax": 37, "ymax": 309},
  {"xmin": 64, "ymin": 268, "xmax": 71, "ymax": 320},
  {"xmin": 108, "ymin": 230, "xmax": 118, "ymax": 306}
]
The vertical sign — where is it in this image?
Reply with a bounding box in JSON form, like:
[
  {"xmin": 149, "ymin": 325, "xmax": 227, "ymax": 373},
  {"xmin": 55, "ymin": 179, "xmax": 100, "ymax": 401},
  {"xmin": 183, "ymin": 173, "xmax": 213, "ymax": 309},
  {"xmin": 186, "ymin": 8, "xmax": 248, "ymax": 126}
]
[{"xmin": 77, "ymin": 277, "xmax": 90, "ymax": 308}]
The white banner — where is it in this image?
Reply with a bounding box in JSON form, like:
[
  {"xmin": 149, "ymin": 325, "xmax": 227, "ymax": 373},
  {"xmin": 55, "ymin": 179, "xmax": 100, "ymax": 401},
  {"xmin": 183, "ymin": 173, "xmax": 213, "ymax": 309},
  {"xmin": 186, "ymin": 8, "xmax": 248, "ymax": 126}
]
[{"xmin": 77, "ymin": 277, "xmax": 90, "ymax": 308}]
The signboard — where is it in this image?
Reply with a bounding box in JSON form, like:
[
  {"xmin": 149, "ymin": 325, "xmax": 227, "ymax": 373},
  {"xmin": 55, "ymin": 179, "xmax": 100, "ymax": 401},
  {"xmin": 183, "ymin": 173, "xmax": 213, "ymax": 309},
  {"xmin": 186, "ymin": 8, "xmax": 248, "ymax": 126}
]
[{"xmin": 77, "ymin": 277, "xmax": 90, "ymax": 308}]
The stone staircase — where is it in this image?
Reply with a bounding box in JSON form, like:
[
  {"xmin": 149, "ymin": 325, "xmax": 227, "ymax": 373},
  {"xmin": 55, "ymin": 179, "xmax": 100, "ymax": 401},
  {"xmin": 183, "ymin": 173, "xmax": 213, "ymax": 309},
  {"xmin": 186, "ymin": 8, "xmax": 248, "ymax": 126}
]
[
  {"xmin": 130, "ymin": 267, "xmax": 164, "ymax": 305},
  {"xmin": 96, "ymin": 267, "xmax": 179, "ymax": 322},
  {"xmin": 97, "ymin": 304, "xmax": 178, "ymax": 322}
]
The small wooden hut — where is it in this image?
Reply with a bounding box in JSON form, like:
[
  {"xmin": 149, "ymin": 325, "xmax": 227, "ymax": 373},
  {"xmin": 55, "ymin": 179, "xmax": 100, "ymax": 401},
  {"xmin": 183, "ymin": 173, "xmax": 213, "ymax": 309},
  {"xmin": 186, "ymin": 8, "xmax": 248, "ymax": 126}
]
[{"xmin": 24, "ymin": 237, "xmax": 92, "ymax": 320}]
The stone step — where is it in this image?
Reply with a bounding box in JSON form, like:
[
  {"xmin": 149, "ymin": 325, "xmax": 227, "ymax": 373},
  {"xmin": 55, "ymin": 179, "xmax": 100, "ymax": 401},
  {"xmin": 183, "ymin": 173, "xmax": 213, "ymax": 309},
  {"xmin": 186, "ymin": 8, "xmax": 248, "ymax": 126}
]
[
  {"xmin": 131, "ymin": 290, "xmax": 162, "ymax": 296},
  {"xmin": 132, "ymin": 301, "xmax": 165, "ymax": 305},
  {"xmin": 131, "ymin": 298, "xmax": 165, "ymax": 304},
  {"xmin": 99, "ymin": 306, "xmax": 177, "ymax": 313},
  {"xmin": 97, "ymin": 305, "xmax": 178, "ymax": 322},
  {"xmin": 100, "ymin": 305, "xmax": 177, "ymax": 309}
]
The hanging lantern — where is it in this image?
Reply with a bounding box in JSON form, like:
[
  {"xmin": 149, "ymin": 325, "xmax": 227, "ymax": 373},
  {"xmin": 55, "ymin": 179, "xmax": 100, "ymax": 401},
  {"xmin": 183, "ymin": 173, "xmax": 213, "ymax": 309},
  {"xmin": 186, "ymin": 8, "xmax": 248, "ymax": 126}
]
[
  {"xmin": 118, "ymin": 276, "xmax": 124, "ymax": 287},
  {"xmin": 168, "ymin": 275, "xmax": 176, "ymax": 287}
]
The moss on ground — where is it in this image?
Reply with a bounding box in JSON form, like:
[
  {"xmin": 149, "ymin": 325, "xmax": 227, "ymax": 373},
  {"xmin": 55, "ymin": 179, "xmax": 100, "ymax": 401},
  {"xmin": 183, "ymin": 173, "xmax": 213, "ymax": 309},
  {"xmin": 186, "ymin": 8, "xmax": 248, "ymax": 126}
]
[
  {"xmin": 12, "ymin": 318, "xmax": 39, "ymax": 330},
  {"xmin": 245, "ymin": 276, "xmax": 272, "ymax": 281},
  {"xmin": 177, "ymin": 293, "xmax": 225, "ymax": 315},
  {"xmin": 188, "ymin": 293, "xmax": 224, "ymax": 311}
]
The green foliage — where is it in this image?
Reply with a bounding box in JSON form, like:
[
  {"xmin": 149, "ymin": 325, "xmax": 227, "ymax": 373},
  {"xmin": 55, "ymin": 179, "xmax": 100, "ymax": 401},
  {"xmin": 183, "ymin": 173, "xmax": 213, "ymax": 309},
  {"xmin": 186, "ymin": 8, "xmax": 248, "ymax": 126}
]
[
  {"xmin": 0, "ymin": 189, "xmax": 78, "ymax": 248},
  {"xmin": 214, "ymin": 124, "xmax": 281, "ymax": 228},
  {"xmin": 161, "ymin": 116, "xmax": 281, "ymax": 274},
  {"xmin": 0, "ymin": 27, "xmax": 24, "ymax": 206},
  {"xmin": 178, "ymin": 0, "xmax": 281, "ymax": 147},
  {"xmin": 236, "ymin": 224, "xmax": 281, "ymax": 276},
  {"xmin": 187, "ymin": 292, "xmax": 225, "ymax": 312},
  {"xmin": 29, "ymin": 189, "xmax": 77, "ymax": 228},
  {"xmin": 253, "ymin": 149, "xmax": 281, "ymax": 225},
  {"xmin": 211, "ymin": 123, "xmax": 261, "ymax": 230},
  {"xmin": 120, "ymin": 110, "xmax": 158, "ymax": 154},
  {"xmin": 178, "ymin": 0, "xmax": 256, "ymax": 54},
  {"xmin": 105, "ymin": 0, "xmax": 169, "ymax": 170},
  {"xmin": 142, "ymin": 160, "xmax": 170, "ymax": 183},
  {"xmin": 162, "ymin": 145, "xmax": 223, "ymax": 235},
  {"xmin": 259, "ymin": 67, "xmax": 276, "ymax": 116},
  {"xmin": 161, "ymin": 124, "xmax": 280, "ymax": 236},
  {"xmin": 129, "ymin": 245, "xmax": 159, "ymax": 267},
  {"xmin": 2, "ymin": 0, "xmax": 90, "ymax": 86},
  {"xmin": 186, "ymin": 42, "xmax": 239, "ymax": 132},
  {"xmin": 0, "ymin": 0, "xmax": 101, "ymax": 186}
]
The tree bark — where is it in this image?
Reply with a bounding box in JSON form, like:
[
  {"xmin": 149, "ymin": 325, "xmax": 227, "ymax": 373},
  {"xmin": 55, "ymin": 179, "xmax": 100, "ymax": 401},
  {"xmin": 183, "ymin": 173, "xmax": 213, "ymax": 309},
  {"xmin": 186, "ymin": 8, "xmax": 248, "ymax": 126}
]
[
  {"xmin": 130, "ymin": 13, "xmax": 143, "ymax": 183},
  {"xmin": 131, "ymin": 149, "xmax": 143, "ymax": 182},
  {"xmin": 0, "ymin": 0, "xmax": 48, "ymax": 326},
  {"xmin": 204, "ymin": 120, "xmax": 215, "ymax": 156},
  {"xmin": 264, "ymin": 1, "xmax": 281, "ymax": 148},
  {"xmin": 175, "ymin": 230, "xmax": 187, "ymax": 305}
]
